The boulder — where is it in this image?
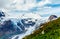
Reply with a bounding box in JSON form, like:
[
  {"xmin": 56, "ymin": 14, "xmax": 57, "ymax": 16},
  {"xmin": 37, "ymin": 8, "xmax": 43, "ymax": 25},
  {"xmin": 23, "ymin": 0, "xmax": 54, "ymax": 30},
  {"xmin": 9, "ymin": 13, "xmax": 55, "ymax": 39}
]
[{"xmin": 49, "ymin": 15, "xmax": 57, "ymax": 20}]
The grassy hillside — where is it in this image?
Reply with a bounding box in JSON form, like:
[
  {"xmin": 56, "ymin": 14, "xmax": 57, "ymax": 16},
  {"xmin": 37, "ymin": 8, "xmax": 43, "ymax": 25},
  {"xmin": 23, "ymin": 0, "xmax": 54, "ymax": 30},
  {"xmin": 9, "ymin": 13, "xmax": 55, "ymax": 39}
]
[{"xmin": 23, "ymin": 17, "xmax": 60, "ymax": 39}]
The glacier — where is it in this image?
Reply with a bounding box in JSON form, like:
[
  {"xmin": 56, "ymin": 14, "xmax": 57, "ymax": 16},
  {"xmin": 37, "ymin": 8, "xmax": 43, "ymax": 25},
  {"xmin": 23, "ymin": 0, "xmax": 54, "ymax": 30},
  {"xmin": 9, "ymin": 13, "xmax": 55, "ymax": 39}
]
[{"xmin": 0, "ymin": 11, "xmax": 48, "ymax": 39}]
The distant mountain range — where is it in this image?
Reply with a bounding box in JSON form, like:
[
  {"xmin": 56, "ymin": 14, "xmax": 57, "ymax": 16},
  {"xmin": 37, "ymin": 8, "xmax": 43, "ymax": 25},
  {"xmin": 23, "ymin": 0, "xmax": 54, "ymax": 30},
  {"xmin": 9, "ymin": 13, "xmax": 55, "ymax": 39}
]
[{"xmin": 0, "ymin": 11, "xmax": 58, "ymax": 39}]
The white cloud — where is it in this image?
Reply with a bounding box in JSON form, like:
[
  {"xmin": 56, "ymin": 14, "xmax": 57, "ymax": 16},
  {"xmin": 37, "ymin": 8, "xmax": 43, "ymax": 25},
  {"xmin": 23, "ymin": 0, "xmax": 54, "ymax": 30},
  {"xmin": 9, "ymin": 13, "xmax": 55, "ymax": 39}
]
[
  {"xmin": 37, "ymin": 0, "xmax": 51, "ymax": 6},
  {"xmin": 13, "ymin": 0, "xmax": 51, "ymax": 11},
  {"xmin": 0, "ymin": 0, "xmax": 60, "ymax": 17},
  {"xmin": 0, "ymin": 0, "xmax": 51, "ymax": 11}
]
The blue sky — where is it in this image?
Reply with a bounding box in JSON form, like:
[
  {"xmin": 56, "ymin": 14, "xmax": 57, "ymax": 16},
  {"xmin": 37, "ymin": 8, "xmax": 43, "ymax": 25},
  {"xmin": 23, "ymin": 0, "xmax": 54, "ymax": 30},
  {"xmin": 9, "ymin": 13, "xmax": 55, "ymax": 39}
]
[{"xmin": 0, "ymin": 0, "xmax": 60, "ymax": 17}]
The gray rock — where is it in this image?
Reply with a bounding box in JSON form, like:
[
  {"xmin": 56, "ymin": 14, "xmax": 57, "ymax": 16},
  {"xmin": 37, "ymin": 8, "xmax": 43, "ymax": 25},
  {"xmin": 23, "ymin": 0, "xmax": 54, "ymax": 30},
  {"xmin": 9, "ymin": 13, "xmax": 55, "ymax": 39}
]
[
  {"xmin": 0, "ymin": 11, "xmax": 5, "ymax": 17},
  {"xmin": 49, "ymin": 15, "xmax": 57, "ymax": 20}
]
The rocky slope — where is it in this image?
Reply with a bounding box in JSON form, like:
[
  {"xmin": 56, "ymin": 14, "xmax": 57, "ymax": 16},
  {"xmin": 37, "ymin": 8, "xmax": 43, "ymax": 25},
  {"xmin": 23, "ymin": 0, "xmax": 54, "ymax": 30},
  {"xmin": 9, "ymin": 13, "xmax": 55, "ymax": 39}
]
[{"xmin": 0, "ymin": 11, "xmax": 42, "ymax": 39}]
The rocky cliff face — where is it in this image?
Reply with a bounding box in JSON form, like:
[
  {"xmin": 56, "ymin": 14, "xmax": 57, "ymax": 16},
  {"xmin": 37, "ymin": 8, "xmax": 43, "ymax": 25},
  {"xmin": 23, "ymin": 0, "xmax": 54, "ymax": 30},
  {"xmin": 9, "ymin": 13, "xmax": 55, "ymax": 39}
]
[
  {"xmin": 0, "ymin": 12, "xmax": 41, "ymax": 39},
  {"xmin": 0, "ymin": 12, "xmax": 5, "ymax": 17}
]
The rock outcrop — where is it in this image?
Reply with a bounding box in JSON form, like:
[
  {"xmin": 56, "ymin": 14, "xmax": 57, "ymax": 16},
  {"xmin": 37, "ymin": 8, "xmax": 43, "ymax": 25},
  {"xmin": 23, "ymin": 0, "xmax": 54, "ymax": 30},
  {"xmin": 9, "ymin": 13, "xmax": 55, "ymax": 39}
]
[
  {"xmin": 0, "ymin": 11, "xmax": 5, "ymax": 17},
  {"xmin": 49, "ymin": 15, "xmax": 57, "ymax": 21}
]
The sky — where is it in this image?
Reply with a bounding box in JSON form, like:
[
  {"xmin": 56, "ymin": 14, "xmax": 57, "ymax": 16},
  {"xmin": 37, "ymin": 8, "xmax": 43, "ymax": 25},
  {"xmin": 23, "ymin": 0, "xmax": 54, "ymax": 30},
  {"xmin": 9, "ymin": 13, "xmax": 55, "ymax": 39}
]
[{"xmin": 0, "ymin": 0, "xmax": 60, "ymax": 17}]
